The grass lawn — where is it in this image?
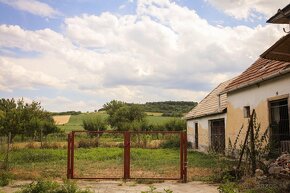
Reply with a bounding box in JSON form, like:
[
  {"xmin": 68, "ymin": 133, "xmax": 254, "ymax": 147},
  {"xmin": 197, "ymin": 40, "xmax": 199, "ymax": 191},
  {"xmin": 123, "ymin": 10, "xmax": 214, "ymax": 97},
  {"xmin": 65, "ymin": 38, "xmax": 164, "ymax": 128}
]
[
  {"xmin": 57, "ymin": 112, "xmax": 108, "ymax": 132},
  {"xmin": 2, "ymin": 148, "xmax": 235, "ymax": 181}
]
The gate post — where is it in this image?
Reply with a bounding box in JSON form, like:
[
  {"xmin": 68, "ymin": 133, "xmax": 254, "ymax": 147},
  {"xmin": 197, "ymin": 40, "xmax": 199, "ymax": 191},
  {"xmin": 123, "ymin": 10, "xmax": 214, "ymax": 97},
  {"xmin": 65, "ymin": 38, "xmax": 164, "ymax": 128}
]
[
  {"xmin": 183, "ymin": 131, "xmax": 188, "ymax": 183},
  {"xmin": 67, "ymin": 133, "xmax": 72, "ymax": 179},
  {"xmin": 71, "ymin": 131, "xmax": 75, "ymax": 179},
  {"xmin": 180, "ymin": 132, "xmax": 184, "ymax": 181},
  {"xmin": 124, "ymin": 132, "xmax": 131, "ymax": 179}
]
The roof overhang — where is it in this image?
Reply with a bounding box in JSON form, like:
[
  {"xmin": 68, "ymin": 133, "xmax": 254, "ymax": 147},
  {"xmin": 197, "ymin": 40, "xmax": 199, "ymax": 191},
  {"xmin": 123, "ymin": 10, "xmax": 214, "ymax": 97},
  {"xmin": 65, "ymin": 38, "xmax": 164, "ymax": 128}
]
[
  {"xmin": 260, "ymin": 34, "xmax": 290, "ymax": 62},
  {"xmin": 222, "ymin": 67, "xmax": 290, "ymax": 94},
  {"xmin": 184, "ymin": 108, "xmax": 227, "ymax": 121},
  {"xmin": 267, "ymin": 3, "xmax": 290, "ymax": 24}
]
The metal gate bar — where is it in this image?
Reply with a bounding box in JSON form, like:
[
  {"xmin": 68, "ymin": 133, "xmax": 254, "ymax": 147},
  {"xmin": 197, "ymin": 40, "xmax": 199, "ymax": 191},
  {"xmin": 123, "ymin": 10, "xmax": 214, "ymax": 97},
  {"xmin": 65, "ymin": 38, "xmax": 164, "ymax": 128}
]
[{"xmin": 67, "ymin": 131, "xmax": 187, "ymax": 182}]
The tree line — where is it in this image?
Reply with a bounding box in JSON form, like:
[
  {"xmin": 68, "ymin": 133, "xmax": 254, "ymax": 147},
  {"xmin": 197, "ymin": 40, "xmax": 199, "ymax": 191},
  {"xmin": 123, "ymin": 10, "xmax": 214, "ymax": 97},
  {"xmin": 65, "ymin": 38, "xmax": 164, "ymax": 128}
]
[
  {"xmin": 51, "ymin": 111, "xmax": 82, "ymax": 116},
  {"xmin": 83, "ymin": 100, "xmax": 186, "ymax": 132},
  {"xmin": 0, "ymin": 98, "xmax": 58, "ymax": 142},
  {"xmin": 98, "ymin": 101, "xmax": 197, "ymax": 117}
]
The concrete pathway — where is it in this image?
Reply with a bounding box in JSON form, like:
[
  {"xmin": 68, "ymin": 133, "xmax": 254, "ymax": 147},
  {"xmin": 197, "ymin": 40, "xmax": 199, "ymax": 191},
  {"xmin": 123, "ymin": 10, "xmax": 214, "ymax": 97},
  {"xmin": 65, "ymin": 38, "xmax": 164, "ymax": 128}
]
[{"xmin": 0, "ymin": 180, "xmax": 219, "ymax": 193}]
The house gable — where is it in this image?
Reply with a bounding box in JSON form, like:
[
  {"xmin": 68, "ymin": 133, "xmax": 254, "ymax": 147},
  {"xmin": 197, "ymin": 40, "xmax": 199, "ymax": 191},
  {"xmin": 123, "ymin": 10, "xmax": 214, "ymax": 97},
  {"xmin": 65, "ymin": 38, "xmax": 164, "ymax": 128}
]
[{"xmin": 185, "ymin": 79, "xmax": 233, "ymax": 120}]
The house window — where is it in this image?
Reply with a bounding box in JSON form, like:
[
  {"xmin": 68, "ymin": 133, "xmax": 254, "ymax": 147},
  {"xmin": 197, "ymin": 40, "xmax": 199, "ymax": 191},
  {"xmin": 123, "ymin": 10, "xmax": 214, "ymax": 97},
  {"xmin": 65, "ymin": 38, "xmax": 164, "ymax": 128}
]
[{"xmin": 243, "ymin": 106, "xmax": 250, "ymax": 118}]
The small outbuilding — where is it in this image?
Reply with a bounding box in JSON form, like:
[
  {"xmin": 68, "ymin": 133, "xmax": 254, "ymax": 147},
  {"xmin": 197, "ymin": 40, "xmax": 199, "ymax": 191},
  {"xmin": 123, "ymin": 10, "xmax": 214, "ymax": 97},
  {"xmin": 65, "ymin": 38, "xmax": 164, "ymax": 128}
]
[{"xmin": 185, "ymin": 79, "xmax": 233, "ymax": 152}]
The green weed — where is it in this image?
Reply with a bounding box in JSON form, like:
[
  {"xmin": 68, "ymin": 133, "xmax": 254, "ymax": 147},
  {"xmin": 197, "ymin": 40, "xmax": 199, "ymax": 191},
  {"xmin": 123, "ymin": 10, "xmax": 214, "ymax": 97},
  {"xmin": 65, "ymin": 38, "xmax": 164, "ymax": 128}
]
[
  {"xmin": 0, "ymin": 171, "xmax": 12, "ymax": 187},
  {"xmin": 17, "ymin": 180, "xmax": 92, "ymax": 193},
  {"xmin": 141, "ymin": 185, "xmax": 173, "ymax": 193}
]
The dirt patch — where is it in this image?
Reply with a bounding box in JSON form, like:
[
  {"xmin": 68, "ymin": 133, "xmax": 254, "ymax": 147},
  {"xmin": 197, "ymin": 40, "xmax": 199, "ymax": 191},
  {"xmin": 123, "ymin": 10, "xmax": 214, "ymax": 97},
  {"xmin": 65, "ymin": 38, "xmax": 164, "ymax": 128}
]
[
  {"xmin": 53, "ymin": 115, "xmax": 71, "ymax": 125},
  {"xmin": 188, "ymin": 167, "xmax": 213, "ymax": 177},
  {"xmin": 0, "ymin": 180, "xmax": 32, "ymax": 193},
  {"xmin": 77, "ymin": 180, "xmax": 219, "ymax": 193}
]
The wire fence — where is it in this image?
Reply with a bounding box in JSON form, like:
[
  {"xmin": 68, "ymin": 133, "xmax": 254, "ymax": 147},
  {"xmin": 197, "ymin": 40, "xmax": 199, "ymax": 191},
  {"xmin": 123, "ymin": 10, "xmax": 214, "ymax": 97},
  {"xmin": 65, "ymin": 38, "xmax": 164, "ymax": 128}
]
[{"xmin": 68, "ymin": 131, "xmax": 186, "ymax": 180}]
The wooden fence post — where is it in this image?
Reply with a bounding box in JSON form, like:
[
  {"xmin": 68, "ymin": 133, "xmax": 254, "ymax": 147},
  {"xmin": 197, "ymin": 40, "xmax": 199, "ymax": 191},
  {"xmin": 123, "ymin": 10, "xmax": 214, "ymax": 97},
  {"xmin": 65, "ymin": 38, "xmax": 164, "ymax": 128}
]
[
  {"xmin": 249, "ymin": 110, "xmax": 256, "ymax": 175},
  {"xmin": 124, "ymin": 132, "xmax": 130, "ymax": 179}
]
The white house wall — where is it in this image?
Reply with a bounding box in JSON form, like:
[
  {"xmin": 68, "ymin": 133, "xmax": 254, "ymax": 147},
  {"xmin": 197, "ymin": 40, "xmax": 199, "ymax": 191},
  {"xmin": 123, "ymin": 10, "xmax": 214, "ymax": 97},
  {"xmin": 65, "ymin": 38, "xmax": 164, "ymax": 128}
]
[{"xmin": 187, "ymin": 113, "xmax": 226, "ymax": 152}]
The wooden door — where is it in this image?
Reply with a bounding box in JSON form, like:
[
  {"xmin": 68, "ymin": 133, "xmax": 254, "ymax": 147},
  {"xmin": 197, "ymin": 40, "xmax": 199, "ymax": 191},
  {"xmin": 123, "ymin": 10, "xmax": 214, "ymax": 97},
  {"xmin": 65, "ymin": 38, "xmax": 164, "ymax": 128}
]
[{"xmin": 211, "ymin": 119, "xmax": 225, "ymax": 153}]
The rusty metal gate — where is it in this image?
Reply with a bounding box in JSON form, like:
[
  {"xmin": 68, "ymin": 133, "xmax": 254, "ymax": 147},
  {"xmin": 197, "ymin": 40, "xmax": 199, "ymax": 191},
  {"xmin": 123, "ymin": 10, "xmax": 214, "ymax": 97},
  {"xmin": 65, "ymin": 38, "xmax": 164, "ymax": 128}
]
[{"xmin": 67, "ymin": 131, "xmax": 187, "ymax": 182}]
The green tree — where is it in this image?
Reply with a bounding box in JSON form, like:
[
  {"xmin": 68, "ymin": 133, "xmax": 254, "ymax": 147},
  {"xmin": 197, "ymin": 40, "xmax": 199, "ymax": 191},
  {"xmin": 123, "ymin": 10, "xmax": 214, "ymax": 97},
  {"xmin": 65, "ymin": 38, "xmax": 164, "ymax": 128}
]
[
  {"xmin": 0, "ymin": 98, "xmax": 21, "ymax": 140},
  {"xmin": 103, "ymin": 100, "xmax": 146, "ymax": 131},
  {"xmin": 0, "ymin": 98, "xmax": 58, "ymax": 141}
]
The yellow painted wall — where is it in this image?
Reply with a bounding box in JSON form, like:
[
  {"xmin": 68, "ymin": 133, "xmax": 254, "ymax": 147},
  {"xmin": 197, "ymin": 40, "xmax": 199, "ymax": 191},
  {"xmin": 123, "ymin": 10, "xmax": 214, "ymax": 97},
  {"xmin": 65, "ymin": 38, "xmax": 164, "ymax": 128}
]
[
  {"xmin": 226, "ymin": 100, "xmax": 269, "ymax": 149},
  {"xmin": 226, "ymin": 74, "xmax": 290, "ymax": 150}
]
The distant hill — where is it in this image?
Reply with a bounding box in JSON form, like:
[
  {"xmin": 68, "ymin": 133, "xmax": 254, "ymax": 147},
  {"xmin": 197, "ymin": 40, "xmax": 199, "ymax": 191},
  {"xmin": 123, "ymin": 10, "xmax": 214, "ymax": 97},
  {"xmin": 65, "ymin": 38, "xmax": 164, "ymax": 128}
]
[
  {"xmin": 51, "ymin": 111, "xmax": 82, "ymax": 116},
  {"xmin": 99, "ymin": 101, "xmax": 197, "ymax": 117},
  {"xmin": 141, "ymin": 101, "xmax": 197, "ymax": 116}
]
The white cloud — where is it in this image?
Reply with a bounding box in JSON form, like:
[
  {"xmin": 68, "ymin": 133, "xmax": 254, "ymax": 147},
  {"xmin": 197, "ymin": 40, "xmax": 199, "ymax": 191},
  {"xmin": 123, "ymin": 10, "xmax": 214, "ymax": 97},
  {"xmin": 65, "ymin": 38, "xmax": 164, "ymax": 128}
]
[
  {"xmin": 37, "ymin": 96, "xmax": 99, "ymax": 112},
  {"xmin": 0, "ymin": 0, "xmax": 59, "ymax": 18},
  {"xmin": 0, "ymin": 58, "xmax": 64, "ymax": 92},
  {"xmin": 205, "ymin": 0, "xmax": 289, "ymax": 20},
  {"xmin": 0, "ymin": 0, "xmax": 286, "ymax": 111}
]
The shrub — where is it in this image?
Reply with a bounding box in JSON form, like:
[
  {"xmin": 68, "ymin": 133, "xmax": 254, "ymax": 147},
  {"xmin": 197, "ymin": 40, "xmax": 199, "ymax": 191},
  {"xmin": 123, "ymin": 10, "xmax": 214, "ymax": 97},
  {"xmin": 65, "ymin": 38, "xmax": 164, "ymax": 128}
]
[
  {"xmin": 211, "ymin": 169, "xmax": 242, "ymax": 184},
  {"xmin": 82, "ymin": 116, "xmax": 107, "ymax": 133},
  {"xmin": 17, "ymin": 180, "xmax": 92, "ymax": 193},
  {"xmin": 78, "ymin": 138, "xmax": 99, "ymax": 148},
  {"xmin": 41, "ymin": 142, "xmax": 63, "ymax": 149},
  {"xmin": 218, "ymin": 182, "xmax": 238, "ymax": 193},
  {"xmin": 164, "ymin": 119, "xmax": 186, "ymax": 131},
  {"xmin": 160, "ymin": 137, "xmax": 180, "ymax": 148},
  {"xmin": 0, "ymin": 171, "xmax": 12, "ymax": 187}
]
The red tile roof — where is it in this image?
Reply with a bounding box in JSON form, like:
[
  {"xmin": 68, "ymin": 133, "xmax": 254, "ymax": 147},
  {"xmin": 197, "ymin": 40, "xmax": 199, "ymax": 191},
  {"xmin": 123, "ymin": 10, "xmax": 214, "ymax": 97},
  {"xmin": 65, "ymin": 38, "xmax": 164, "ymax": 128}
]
[{"xmin": 224, "ymin": 34, "xmax": 290, "ymax": 93}]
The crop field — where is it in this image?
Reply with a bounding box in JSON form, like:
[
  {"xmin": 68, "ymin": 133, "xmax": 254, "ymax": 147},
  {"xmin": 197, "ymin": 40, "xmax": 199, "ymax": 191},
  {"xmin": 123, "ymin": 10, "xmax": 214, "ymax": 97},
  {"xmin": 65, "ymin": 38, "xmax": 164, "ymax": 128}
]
[
  {"xmin": 52, "ymin": 115, "xmax": 71, "ymax": 125},
  {"xmin": 57, "ymin": 112, "xmax": 176, "ymax": 133}
]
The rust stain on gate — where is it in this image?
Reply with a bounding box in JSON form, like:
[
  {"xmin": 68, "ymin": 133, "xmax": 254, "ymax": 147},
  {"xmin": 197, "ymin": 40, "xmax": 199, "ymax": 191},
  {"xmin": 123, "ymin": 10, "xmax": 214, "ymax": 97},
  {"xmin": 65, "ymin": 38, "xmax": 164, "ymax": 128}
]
[{"xmin": 67, "ymin": 131, "xmax": 187, "ymax": 182}]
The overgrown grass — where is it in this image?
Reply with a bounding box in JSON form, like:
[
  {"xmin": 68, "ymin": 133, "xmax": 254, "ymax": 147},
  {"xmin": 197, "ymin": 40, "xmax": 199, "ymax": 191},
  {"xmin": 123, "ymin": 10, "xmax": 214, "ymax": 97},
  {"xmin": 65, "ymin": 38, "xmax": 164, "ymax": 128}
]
[
  {"xmin": 145, "ymin": 116, "xmax": 175, "ymax": 125},
  {"xmin": 17, "ymin": 180, "xmax": 92, "ymax": 193},
  {"xmin": 2, "ymin": 148, "xmax": 235, "ymax": 181}
]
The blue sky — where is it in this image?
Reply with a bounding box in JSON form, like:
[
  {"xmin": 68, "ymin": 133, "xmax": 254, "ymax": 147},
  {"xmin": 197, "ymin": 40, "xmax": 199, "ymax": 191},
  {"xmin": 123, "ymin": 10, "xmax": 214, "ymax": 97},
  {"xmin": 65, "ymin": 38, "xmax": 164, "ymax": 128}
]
[{"xmin": 0, "ymin": 0, "xmax": 288, "ymax": 112}]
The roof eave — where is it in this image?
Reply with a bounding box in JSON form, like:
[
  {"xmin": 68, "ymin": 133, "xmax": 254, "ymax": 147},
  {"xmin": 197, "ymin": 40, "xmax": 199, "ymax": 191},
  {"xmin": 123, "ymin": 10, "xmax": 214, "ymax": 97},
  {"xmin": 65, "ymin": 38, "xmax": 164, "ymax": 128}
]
[
  {"xmin": 267, "ymin": 4, "xmax": 290, "ymax": 24},
  {"xmin": 185, "ymin": 108, "xmax": 227, "ymax": 120},
  {"xmin": 223, "ymin": 68, "xmax": 290, "ymax": 94},
  {"xmin": 260, "ymin": 34, "xmax": 290, "ymax": 59}
]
